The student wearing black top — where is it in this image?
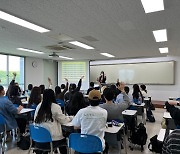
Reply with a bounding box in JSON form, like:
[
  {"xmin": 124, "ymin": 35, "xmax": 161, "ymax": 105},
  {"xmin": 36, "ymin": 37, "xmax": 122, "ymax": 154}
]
[
  {"xmin": 162, "ymin": 101, "xmax": 180, "ymax": 153},
  {"xmin": 66, "ymin": 91, "xmax": 87, "ymax": 116},
  {"xmin": 64, "ymin": 76, "xmax": 84, "ymax": 102}
]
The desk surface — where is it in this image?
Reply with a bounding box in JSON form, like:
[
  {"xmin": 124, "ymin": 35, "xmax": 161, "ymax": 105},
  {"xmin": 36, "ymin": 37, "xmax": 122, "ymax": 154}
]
[
  {"xmin": 157, "ymin": 129, "xmax": 173, "ymax": 142},
  {"xmin": 22, "ymin": 101, "xmax": 28, "ymax": 105},
  {"xmin": 122, "ymin": 110, "xmax": 137, "ymax": 116},
  {"xmin": 105, "ymin": 123, "xmax": 124, "ymax": 134},
  {"xmin": 20, "ymin": 108, "xmax": 35, "ymax": 114},
  {"xmin": 132, "ymin": 103, "xmax": 145, "ymax": 107},
  {"xmin": 63, "ymin": 122, "xmax": 124, "ymax": 134},
  {"xmin": 163, "ymin": 112, "xmax": 172, "ymax": 119}
]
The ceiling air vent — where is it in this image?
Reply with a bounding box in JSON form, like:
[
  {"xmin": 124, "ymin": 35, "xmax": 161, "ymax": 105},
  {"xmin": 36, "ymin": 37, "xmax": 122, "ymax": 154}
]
[{"xmin": 45, "ymin": 44, "xmax": 74, "ymax": 51}]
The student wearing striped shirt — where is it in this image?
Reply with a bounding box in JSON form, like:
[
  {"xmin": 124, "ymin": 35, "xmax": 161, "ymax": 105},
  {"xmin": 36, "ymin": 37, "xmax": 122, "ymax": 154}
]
[{"xmin": 162, "ymin": 101, "xmax": 180, "ymax": 154}]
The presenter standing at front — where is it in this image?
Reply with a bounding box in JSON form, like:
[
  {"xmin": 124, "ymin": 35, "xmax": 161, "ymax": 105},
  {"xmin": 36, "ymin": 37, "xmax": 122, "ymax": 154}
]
[{"xmin": 98, "ymin": 71, "xmax": 106, "ymax": 84}]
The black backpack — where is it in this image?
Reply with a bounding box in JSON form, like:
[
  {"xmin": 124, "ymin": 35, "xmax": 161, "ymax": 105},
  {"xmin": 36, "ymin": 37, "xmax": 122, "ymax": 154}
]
[
  {"xmin": 17, "ymin": 134, "xmax": 30, "ymax": 150},
  {"xmin": 146, "ymin": 107, "xmax": 155, "ymax": 122},
  {"xmin": 148, "ymin": 135, "xmax": 163, "ymax": 153},
  {"xmin": 129, "ymin": 123, "xmax": 148, "ymax": 151}
]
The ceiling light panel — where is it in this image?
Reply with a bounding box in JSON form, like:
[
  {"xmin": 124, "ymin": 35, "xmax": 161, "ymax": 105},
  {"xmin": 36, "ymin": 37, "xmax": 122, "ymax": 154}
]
[
  {"xmin": 0, "ymin": 10, "xmax": 50, "ymax": 33},
  {"xmin": 59, "ymin": 56, "xmax": 73, "ymax": 60},
  {"xmin": 141, "ymin": 0, "xmax": 164, "ymax": 13},
  {"xmin": 159, "ymin": 47, "xmax": 168, "ymax": 53},
  {"xmin": 153, "ymin": 29, "xmax": 167, "ymax": 42},
  {"xmin": 17, "ymin": 48, "xmax": 44, "ymax": 54},
  {"xmin": 69, "ymin": 41, "xmax": 94, "ymax": 49},
  {"xmin": 100, "ymin": 53, "xmax": 115, "ymax": 58}
]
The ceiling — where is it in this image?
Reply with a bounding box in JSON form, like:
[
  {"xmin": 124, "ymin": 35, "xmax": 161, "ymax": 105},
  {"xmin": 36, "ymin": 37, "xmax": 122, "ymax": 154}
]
[{"xmin": 0, "ymin": 0, "xmax": 180, "ymax": 61}]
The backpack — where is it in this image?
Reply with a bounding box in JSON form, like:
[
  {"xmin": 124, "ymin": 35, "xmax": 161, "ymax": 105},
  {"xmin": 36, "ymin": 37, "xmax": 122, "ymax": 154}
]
[
  {"xmin": 148, "ymin": 129, "xmax": 170, "ymax": 153},
  {"xmin": 17, "ymin": 134, "xmax": 30, "ymax": 150},
  {"xmin": 129, "ymin": 123, "xmax": 148, "ymax": 151},
  {"xmin": 148, "ymin": 135, "xmax": 163, "ymax": 153},
  {"xmin": 146, "ymin": 107, "xmax": 155, "ymax": 122}
]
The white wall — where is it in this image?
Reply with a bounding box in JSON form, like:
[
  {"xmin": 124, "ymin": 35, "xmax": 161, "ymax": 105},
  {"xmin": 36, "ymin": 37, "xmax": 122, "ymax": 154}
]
[
  {"xmin": 25, "ymin": 57, "xmax": 57, "ymax": 90},
  {"xmin": 91, "ymin": 56, "xmax": 180, "ymax": 101}
]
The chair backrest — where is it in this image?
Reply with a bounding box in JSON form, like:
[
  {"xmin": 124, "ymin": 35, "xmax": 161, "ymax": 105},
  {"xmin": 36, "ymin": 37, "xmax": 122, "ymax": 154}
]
[
  {"xmin": 69, "ymin": 133, "xmax": 103, "ymax": 153},
  {"xmin": 29, "ymin": 124, "xmax": 52, "ymax": 143},
  {"xmin": 56, "ymin": 99, "xmax": 65, "ymax": 107}
]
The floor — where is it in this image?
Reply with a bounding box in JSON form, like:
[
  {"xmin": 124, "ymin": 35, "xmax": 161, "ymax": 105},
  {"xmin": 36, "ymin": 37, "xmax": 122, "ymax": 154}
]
[{"xmin": 2, "ymin": 108, "xmax": 165, "ymax": 154}]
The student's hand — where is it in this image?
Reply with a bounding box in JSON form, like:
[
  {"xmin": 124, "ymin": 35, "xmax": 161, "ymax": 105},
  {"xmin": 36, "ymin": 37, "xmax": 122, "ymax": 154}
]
[
  {"xmin": 13, "ymin": 72, "xmax": 17, "ymax": 77},
  {"xmin": 81, "ymin": 76, "xmax": 84, "ymax": 80},
  {"xmin": 64, "ymin": 78, "xmax": 68, "ymax": 82},
  {"xmin": 48, "ymin": 77, "xmax": 52, "ymax": 85},
  {"xmin": 120, "ymin": 82, "xmax": 125, "ymax": 92},
  {"xmin": 117, "ymin": 79, "xmax": 119, "ymax": 83},
  {"xmin": 17, "ymin": 105, "xmax": 23, "ymax": 113}
]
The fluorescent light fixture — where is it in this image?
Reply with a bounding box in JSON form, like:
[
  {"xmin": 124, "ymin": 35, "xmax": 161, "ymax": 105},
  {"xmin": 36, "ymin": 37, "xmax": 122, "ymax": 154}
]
[
  {"xmin": 153, "ymin": 29, "xmax": 167, "ymax": 42},
  {"xmin": 0, "ymin": 10, "xmax": 50, "ymax": 33},
  {"xmin": 59, "ymin": 55, "xmax": 73, "ymax": 60},
  {"xmin": 69, "ymin": 41, "xmax": 94, "ymax": 49},
  {"xmin": 141, "ymin": 0, "xmax": 164, "ymax": 13},
  {"xmin": 17, "ymin": 48, "xmax": 44, "ymax": 54},
  {"xmin": 100, "ymin": 53, "xmax": 115, "ymax": 58},
  {"xmin": 159, "ymin": 47, "xmax": 168, "ymax": 53}
]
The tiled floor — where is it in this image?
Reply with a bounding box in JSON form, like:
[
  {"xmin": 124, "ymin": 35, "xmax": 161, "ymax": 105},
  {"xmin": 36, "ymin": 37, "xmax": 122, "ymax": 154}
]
[{"xmin": 3, "ymin": 108, "xmax": 165, "ymax": 154}]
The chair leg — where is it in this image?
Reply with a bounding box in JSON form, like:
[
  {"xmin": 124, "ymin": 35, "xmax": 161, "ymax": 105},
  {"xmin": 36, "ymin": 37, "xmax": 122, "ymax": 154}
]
[
  {"xmin": 28, "ymin": 139, "xmax": 32, "ymax": 154},
  {"xmin": 50, "ymin": 142, "xmax": 53, "ymax": 154}
]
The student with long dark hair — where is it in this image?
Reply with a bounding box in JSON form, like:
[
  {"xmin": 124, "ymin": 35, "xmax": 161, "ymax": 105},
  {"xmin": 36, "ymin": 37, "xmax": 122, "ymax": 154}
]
[
  {"xmin": 98, "ymin": 71, "xmax": 106, "ymax": 84},
  {"xmin": 28, "ymin": 87, "xmax": 41, "ymax": 107},
  {"xmin": 66, "ymin": 91, "xmax": 86, "ymax": 116},
  {"xmin": 34, "ymin": 89, "xmax": 72, "ymax": 154},
  {"xmin": 140, "ymin": 84, "xmax": 148, "ymax": 98},
  {"xmin": 132, "ymin": 84, "xmax": 144, "ymax": 104}
]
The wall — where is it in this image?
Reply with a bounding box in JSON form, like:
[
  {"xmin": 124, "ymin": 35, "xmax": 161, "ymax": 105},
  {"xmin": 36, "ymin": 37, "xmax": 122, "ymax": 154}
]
[
  {"xmin": 25, "ymin": 57, "xmax": 57, "ymax": 90},
  {"xmin": 90, "ymin": 56, "xmax": 180, "ymax": 101}
]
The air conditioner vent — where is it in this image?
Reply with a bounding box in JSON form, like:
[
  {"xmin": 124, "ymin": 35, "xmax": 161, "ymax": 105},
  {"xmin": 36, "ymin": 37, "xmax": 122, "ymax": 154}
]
[{"xmin": 45, "ymin": 44, "xmax": 74, "ymax": 51}]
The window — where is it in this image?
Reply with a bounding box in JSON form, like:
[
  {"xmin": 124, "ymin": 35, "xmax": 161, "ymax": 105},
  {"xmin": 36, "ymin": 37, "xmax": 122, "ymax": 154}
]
[{"xmin": 0, "ymin": 54, "xmax": 24, "ymax": 90}]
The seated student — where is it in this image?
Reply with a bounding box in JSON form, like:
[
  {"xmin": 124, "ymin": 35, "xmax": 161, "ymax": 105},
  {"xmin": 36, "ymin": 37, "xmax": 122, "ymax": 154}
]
[
  {"xmin": 72, "ymin": 90, "xmax": 108, "ymax": 153},
  {"xmin": 28, "ymin": 87, "xmax": 41, "ymax": 108},
  {"xmin": 39, "ymin": 84, "xmax": 45, "ymax": 95},
  {"xmin": 124, "ymin": 86, "xmax": 133, "ymax": 103},
  {"xmin": 34, "ymin": 89, "xmax": 72, "ymax": 154},
  {"xmin": 86, "ymin": 81, "xmax": 101, "ymax": 95},
  {"xmin": 100, "ymin": 88, "xmax": 131, "ymax": 122},
  {"xmin": 162, "ymin": 101, "xmax": 180, "ymax": 153},
  {"xmin": 0, "ymin": 85, "xmax": 23, "ymax": 140},
  {"xmin": 132, "ymin": 84, "xmax": 144, "ymax": 104},
  {"xmin": 64, "ymin": 76, "xmax": 84, "ymax": 102},
  {"xmin": 140, "ymin": 84, "xmax": 148, "ymax": 98},
  {"xmin": 9, "ymin": 85, "xmax": 23, "ymax": 106},
  {"xmin": 115, "ymin": 82, "xmax": 130, "ymax": 104},
  {"xmin": 86, "ymin": 82, "xmax": 95, "ymax": 95},
  {"xmin": 55, "ymin": 78, "xmax": 68, "ymax": 101},
  {"xmin": 66, "ymin": 91, "xmax": 87, "ymax": 116},
  {"xmin": 25, "ymin": 84, "xmax": 33, "ymax": 97},
  {"xmin": 6, "ymin": 72, "xmax": 21, "ymax": 98}
]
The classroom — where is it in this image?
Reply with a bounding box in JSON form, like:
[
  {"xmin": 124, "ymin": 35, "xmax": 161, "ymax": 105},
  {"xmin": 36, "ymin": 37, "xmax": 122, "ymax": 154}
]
[{"xmin": 0, "ymin": 0, "xmax": 180, "ymax": 154}]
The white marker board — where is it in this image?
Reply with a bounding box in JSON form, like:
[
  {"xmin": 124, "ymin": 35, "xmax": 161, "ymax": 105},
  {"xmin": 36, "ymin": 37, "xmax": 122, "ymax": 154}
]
[{"xmin": 90, "ymin": 61, "xmax": 174, "ymax": 84}]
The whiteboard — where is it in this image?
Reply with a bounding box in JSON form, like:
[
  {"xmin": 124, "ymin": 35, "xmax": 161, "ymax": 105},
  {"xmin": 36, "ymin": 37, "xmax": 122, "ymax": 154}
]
[{"xmin": 90, "ymin": 61, "xmax": 175, "ymax": 84}]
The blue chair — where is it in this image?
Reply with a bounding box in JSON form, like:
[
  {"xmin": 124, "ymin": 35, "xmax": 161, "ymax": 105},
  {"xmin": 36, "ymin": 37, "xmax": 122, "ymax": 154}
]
[
  {"xmin": 56, "ymin": 99, "xmax": 65, "ymax": 107},
  {"xmin": 56, "ymin": 99, "xmax": 65, "ymax": 113},
  {"xmin": 28, "ymin": 124, "xmax": 54, "ymax": 154},
  {"xmin": 68, "ymin": 133, "xmax": 103, "ymax": 154},
  {"xmin": 0, "ymin": 114, "xmax": 6, "ymax": 153}
]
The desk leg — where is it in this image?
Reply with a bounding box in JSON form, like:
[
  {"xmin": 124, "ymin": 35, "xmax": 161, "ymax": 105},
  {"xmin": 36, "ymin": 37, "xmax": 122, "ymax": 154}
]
[{"xmin": 123, "ymin": 126, "xmax": 127, "ymax": 154}]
